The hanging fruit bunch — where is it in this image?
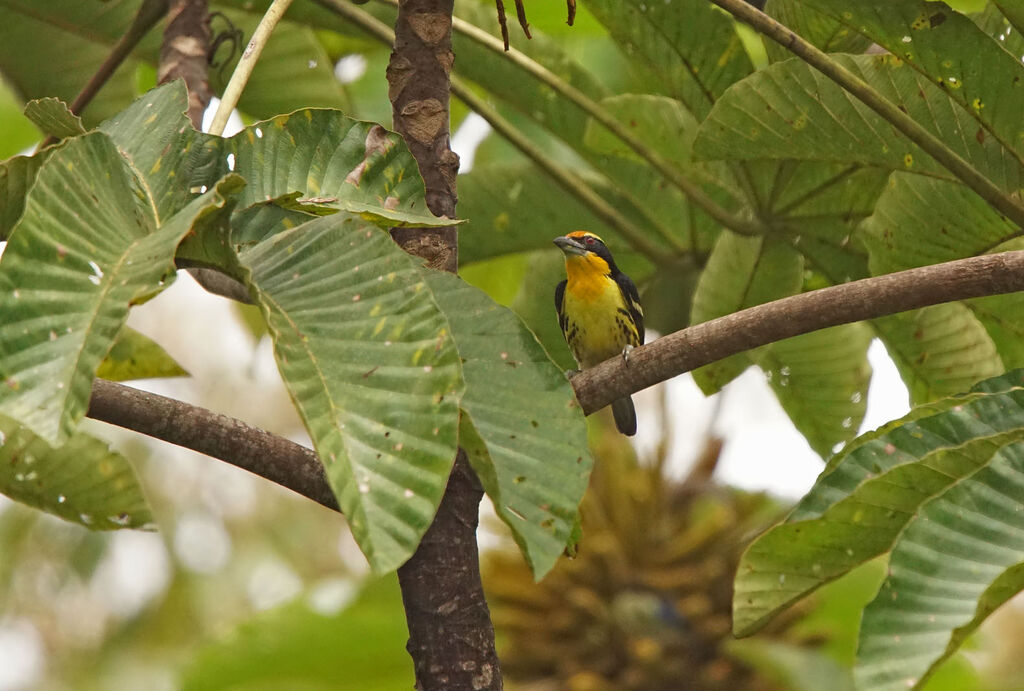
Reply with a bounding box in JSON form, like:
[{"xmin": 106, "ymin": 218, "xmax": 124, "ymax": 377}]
[{"xmin": 483, "ymin": 427, "xmax": 816, "ymax": 691}]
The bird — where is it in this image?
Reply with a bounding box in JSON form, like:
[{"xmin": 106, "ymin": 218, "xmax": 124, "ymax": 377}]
[{"xmin": 554, "ymin": 231, "xmax": 644, "ymax": 436}]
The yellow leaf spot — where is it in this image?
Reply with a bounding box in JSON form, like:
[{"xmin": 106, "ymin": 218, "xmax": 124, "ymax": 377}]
[{"xmin": 903, "ymin": 154, "xmax": 914, "ymax": 168}]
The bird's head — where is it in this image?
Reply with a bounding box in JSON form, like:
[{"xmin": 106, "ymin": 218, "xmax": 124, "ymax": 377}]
[{"xmin": 554, "ymin": 230, "xmax": 618, "ymax": 268}]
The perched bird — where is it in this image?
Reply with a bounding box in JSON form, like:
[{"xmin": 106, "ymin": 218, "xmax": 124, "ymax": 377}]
[{"xmin": 554, "ymin": 231, "xmax": 644, "ymax": 436}]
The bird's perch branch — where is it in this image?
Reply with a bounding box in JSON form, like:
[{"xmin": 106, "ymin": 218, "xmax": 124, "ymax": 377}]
[{"xmin": 87, "ymin": 250, "xmax": 1024, "ymax": 503}]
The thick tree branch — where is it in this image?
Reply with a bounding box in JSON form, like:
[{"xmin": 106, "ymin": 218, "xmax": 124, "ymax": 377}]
[
  {"xmin": 87, "ymin": 379, "xmax": 338, "ymax": 511},
  {"xmin": 85, "ymin": 251, "xmax": 1024, "ymax": 515},
  {"xmin": 158, "ymin": 0, "xmax": 213, "ymax": 128},
  {"xmin": 573, "ymin": 250, "xmax": 1024, "ymax": 414}
]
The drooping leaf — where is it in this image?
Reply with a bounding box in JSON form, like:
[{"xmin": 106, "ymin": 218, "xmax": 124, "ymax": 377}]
[
  {"xmin": 0, "ymin": 413, "xmax": 152, "ymax": 530},
  {"xmin": 690, "ymin": 232, "xmax": 804, "ymax": 393},
  {"xmin": 734, "ymin": 370, "xmax": 1024, "ymax": 638},
  {"xmin": 0, "ymin": 131, "xmax": 241, "ymax": 442},
  {"xmin": 22, "ymin": 97, "xmax": 85, "ymax": 140},
  {"xmin": 237, "ymin": 214, "xmax": 462, "ymax": 573},
  {"xmin": 96, "ymin": 326, "xmax": 189, "ymax": 382},
  {"xmin": 421, "ymin": 269, "xmax": 592, "ymax": 579},
  {"xmin": 756, "ymin": 324, "xmax": 872, "ymax": 458},
  {"xmin": 0, "ymin": 152, "xmax": 48, "ymax": 240}
]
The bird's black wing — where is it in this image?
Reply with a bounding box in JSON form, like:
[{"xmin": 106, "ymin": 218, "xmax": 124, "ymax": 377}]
[
  {"xmin": 615, "ymin": 272, "xmax": 644, "ymax": 343},
  {"xmin": 554, "ymin": 279, "xmax": 568, "ymax": 333}
]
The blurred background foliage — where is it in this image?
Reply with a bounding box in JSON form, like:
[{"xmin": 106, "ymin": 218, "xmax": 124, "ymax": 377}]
[{"xmin": 1, "ymin": 0, "xmax": 1022, "ymax": 689}]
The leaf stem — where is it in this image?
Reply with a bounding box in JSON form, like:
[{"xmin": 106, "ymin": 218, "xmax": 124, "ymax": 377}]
[
  {"xmin": 707, "ymin": 0, "xmax": 1024, "ymax": 230},
  {"xmin": 207, "ymin": 0, "xmax": 295, "ymax": 136}
]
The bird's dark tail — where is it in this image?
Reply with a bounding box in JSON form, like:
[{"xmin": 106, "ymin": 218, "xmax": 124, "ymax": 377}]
[{"xmin": 611, "ymin": 396, "xmax": 637, "ymax": 436}]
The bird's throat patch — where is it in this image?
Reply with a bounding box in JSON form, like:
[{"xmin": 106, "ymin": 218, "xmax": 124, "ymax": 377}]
[{"xmin": 564, "ymin": 254, "xmax": 612, "ymax": 301}]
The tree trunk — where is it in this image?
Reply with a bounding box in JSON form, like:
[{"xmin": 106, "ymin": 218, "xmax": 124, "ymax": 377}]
[{"xmin": 386, "ymin": 0, "xmax": 502, "ymax": 688}]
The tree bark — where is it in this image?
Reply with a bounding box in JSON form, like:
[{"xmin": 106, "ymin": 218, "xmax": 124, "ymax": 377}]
[{"xmin": 386, "ymin": 1, "xmax": 502, "ymax": 688}]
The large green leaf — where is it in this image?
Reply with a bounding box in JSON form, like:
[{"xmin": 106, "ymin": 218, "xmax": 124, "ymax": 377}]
[
  {"xmin": 756, "ymin": 324, "xmax": 872, "ymax": 458},
  {"xmin": 226, "ymin": 111, "xmax": 453, "ymax": 228},
  {"xmin": 856, "ymin": 440, "xmax": 1024, "ymax": 690},
  {"xmin": 0, "ymin": 131, "xmax": 240, "ymax": 442},
  {"xmin": 421, "ymin": 269, "xmax": 592, "ymax": 579},
  {"xmin": 690, "ymin": 232, "xmax": 804, "ymax": 393},
  {"xmin": 0, "ymin": 413, "xmax": 152, "ymax": 530},
  {"xmin": 583, "ymin": 0, "xmax": 754, "ymax": 119},
  {"xmin": 734, "ymin": 370, "xmax": 1024, "ymax": 638},
  {"xmin": 794, "ymin": 0, "xmax": 1024, "ymax": 172},
  {"xmin": 237, "ymin": 215, "xmax": 462, "ymax": 573}
]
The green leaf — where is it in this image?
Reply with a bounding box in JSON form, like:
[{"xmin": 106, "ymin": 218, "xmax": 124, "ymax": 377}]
[
  {"xmin": 584, "ymin": 0, "xmax": 754, "ymax": 119},
  {"xmin": 727, "ymin": 639, "xmax": 854, "ymax": 691},
  {"xmin": 0, "ymin": 131, "xmax": 240, "ymax": 442},
  {"xmin": 582, "ymin": 94, "xmax": 696, "ymax": 166},
  {"xmin": 22, "ymin": 97, "xmax": 85, "ymax": 139},
  {"xmin": 227, "ymin": 112, "xmax": 453, "ymax": 228},
  {"xmin": 421, "ymin": 269, "xmax": 592, "ymax": 579},
  {"xmin": 0, "ymin": 0, "xmax": 156, "ymax": 126},
  {"xmin": 873, "ymin": 304, "xmax": 1003, "ymax": 404},
  {"xmin": 0, "ymin": 152, "xmax": 47, "ymax": 240},
  {"xmin": 690, "ymin": 233, "xmax": 804, "ymax": 393},
  {"xmin": 856, "ymin": 440, "xmax": 1024, "ymax": 690},
  {"xmin": 861, "ymin": 174, "xmax": 1017, "ymax": 276},
  {"xmin": 795, "ymin": 0, "xmax": 1024, "ymax": 177},
  {"xmin": 763, "ymin": 0, "xmax": 872, "ymax": 62},
  {"xmin": 734, "ymin": 371, "xmax": 1024, "ymax": 637},
  {"xmin": 96, "ymin": 327, "xmax": 189, "ymax": 382},
  {"xmin": 756, "ymin": 324, "xmax": 872, "ymax": 458},
  {"xmin": 0, "ymin": 413, "xmax": 152, "ymax": 530},
  {"xmin": 237, "ymin": 215, "xmax": 462, "ymax": 573}
]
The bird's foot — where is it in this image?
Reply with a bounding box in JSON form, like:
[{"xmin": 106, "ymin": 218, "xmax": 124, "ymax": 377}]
[{"xmin": 621, "ymin": 344, "xmax": 635, "ymax": 365}]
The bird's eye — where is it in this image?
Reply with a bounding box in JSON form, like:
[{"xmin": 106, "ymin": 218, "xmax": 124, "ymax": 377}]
[{"xmin": 585, "ymin": 236, "xmax": 596, "ymax": 245}]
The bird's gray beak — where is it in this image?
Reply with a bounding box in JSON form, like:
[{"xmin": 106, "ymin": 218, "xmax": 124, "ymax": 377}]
[{"xmin": 554, "ymin": 235, "xmax": 588, "ymax": 256}]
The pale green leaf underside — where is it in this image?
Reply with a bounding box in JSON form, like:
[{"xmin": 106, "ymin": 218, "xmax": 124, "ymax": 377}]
[
  {"xmin": 238, "ymin": 215, "xmax": 462, "ymax": 574},
  {"xmin": 691, "ymin": 233, "xmax": 804, "ymax": 394},
  {"xmin": 756, "ymin": 324, "xmax": 872, "ymax": 458},
  {"xmin": 422, "ymin": 269, "xmax": 592, "ymax": 579},
  {"xmin": 0, "ymin": 131, "xmax": 238, "ymax": 443},
  {"xmin": 97, "ymin": 326, "xmax": 189, "ymax": 382},
  {"xmin": 0, "ymin": 413, "xmax": 152, "ymax": 530},
  {"xmin": 734, "ymin": 372, "xmax": 1024, "ymax": 638},
  {"xmin": 857, "ymin": 439, "xmax": 1024, "ymax": 690}
]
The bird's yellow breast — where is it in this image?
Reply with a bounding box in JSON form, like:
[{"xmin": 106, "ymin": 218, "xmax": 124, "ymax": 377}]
[{"xmin": 561, "ymin": 255, "xmax": 637, "ymax": 368}]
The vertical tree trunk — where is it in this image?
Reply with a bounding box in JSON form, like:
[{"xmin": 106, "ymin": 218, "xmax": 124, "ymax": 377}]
[{"xmin": 387, "ymin": 1, "xmax": 502, "ymax": 688}]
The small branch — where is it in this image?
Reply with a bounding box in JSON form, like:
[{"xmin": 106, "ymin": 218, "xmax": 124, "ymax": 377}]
[
  {"xmin": 38, "ymin": 0, "xmax": 169, "ymax": 149},
  {"xmin": 207, "ymin": 0, "xmax": 295, "ymax": 136},
  {"xmin": 572, "ymin": 250, "xmax": 1024, "ymax": 414},
  {"xmin": 87, "ymin": 379, "xmax": 338, "ymax": 510},
  {"xmin": 708, "ymin": 0, "xmax": 1024, "ymax": 231}
]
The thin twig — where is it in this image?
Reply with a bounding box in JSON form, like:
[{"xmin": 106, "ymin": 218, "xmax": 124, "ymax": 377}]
[
  {"xmin": 708, "ymin": 0, "xmax": 1024, "ymax": 231},
  {"xmin": 572, "ymin": 250, "xmax": 1024, "ymax": 414},
  {"xmin": 38, "ymin": 0, "xmax": 169, "ymax": 149},
  {"xmin": 207, "ymin": 0, "xmax": 295, "ymax": 136}
]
